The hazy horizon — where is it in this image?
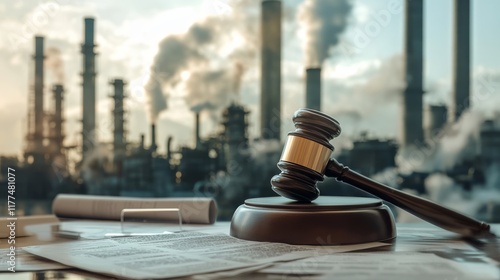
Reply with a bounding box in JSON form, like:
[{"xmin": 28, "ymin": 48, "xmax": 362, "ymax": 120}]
[{"xmin": 1, "ymin": 0, "xmax": 499, "ymax": 157}]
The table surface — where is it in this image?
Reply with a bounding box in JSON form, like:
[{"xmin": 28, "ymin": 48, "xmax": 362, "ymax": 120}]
[{"xmin": 2, "ymin": 218, "xmax": 500, "ymax": 280}]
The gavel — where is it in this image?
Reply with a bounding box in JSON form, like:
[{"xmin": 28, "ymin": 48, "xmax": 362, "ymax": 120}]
[{"xmin": 271, "ymin": 108, "xmax": 492, "ymax": 237}]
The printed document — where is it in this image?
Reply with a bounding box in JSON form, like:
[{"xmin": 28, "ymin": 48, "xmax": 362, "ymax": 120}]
[
  {"xmin": 262, "ymin": 252, "xmax": 500, "ymax": 280},
  {"xmin": 24, "ymin": 231, "xmax": 314, "ymax": 279},
  {"xmin": 24, "ymin": 231, "xmax": 386, "ymax": 279}
]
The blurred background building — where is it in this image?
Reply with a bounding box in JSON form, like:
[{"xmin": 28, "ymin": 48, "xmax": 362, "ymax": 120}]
[{"xmin": 1, "ymin": 0, "xmax": 499, "ymax": 222}]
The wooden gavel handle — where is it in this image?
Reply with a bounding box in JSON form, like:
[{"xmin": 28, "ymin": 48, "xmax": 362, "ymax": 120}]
[{"xmin": 325, "ymin": 158, "xmax": 492, "ymax": 237}]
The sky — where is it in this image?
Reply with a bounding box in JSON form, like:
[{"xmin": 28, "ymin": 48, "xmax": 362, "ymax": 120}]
[{"xmin": 0, "ymin": 0, "xmax": 499, "ymax": 157}]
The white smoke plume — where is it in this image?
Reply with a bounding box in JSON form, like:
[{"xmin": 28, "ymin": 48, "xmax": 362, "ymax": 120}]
[
  {"xmin": 145, "ymin": 0, "xmax": 259, "ymax": 123},
  {"xmin": 326, "ymin": 54, "xmax": 404, "ymax": 119},
  {"xmin": 185, "ymin": 69, "xmax": 233, "ymax": 112},
  {"xmin": 397, "ymin": 111, "xmax": 483, "ymax": 173},
  {"xmin": 427, "ymin": 111, "xmax": 482, "ymax": 170},
  {"xmin": 232, "ymin": 62, "xmax": 245, "ymax": 101},
  {"xmin": 356, "ymin": 55, "xmax": 404, "ymax": 100},
  {"xmin": 45, "ymin": 47, "xmax": 64, "ymax": 83},
  {"xmin": 144, "ymin": 22, "xmax": 213, "ymax": 122},
  {"xmin": 423, "ymin": 172, "xmax": 500, "ymax": 221},
  {"xmin": 145, "ymin": 79, "xmax": 167, "ymax": 122},
  {"xmin": 298, "ymin": 0, "xmax": 353, "ymax": 67},
  {"xmin": 333, "ymin": 109, "xmax": 362, "ymax": 122},
  {"xmin": 424, "ymin": 173, "xmax": 456, "ymax": 203},
  {"xmin": 80, "ymin": 144, "xmax": 114, "ymax": 194},
  {"xmin": 249, "ymin": 138, "xmax": 282, "ymax": 174}
]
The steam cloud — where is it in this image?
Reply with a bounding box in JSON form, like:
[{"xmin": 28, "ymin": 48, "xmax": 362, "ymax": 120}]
[
  {"xmin": 326, "ymin": 54, "xmax": 405, "ymax": 119},
  {"xmin": 397, "ymin": 111, "xmax": 483, "ymax": 173},
  {"xmin": 80, "ymin": 144, "xmax": 114, "ymax": 194},
  {"xmin": 144, "ymin": 22, "xmax": 213, "ymax": 122},
  {"xmin": 186, "ymin": 70, "xmax": 233, "ymax": 112},
  {"xmin": 144, "ymin": 0, "xmax": 258, "ymax": 123},
  {"xmin": 357, "ymin": 55, "xmax": 405, "ymax": 100},
  {"xmin": 298, "ymin": 0, "xmax": 353, "ymax": 67},
  {"xmin": 232, "ymin": 62, "xmax": 245, "ymax": 102},
  {"xmin": 45, "ymin": 47, "xmax": 64, "ymax": 83}
]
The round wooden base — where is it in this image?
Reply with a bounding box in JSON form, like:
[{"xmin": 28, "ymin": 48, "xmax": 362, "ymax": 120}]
[{"xmin": 230, "ymin": 196, "xmax": 396, "ymax": 245}]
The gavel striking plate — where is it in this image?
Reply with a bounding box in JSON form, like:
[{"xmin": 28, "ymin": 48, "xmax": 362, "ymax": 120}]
[{"xmin": 230, "ymin": 196, "xmax": 395, "ymax": 245}]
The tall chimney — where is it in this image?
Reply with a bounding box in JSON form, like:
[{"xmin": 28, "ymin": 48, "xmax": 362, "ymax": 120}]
[
  {"xmin": 140, "ymin": 134, "xmax": 145, "ymax": 150},
  {"xmin": 195, "ymin": 112, "xmax": 201, "ymax": 149},
  {"xmin": 33, "ymin": 36, "xmax": 45, "ymax": 163},
  {"xmin": 401, "ymin": 0, "xmax": 424, "ymax": 147},
  {"xmin": 260, "ymin": 0, "xmax": 282, "ymax": 140},
  {"xmin": 52, "ymin": 84, "xmax": 64, "ymax": 155},
  {"xmin": 81, "ymin": 17, "xmax": 97, "ymax": 161},
  {"xmin": 451, "ymin": 0, "xmax": 470, "ymax": 122},
  {"xmin": 110, "ymin": 79, "xmax": 126, "ymax": 165},
  {"xmin": 305, "ymin": 68, "xmax": 321, "ymax": 111},
  {"xmin": 166, "ymin": 136, "xmax": 173, "ymax": 160},
  {"xmin": 150, "ymin": 124, "xmax": 157, "ymax": 152}
]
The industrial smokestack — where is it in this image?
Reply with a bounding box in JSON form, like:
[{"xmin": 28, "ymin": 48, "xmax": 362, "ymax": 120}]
[
  {"xmin": 52, "ymin": 84, "xmax": 64, "ymax": 155},
  {"xmin": 151, "ymin": 124, "xmax": 157, "ymax": 152},
  {"xmin": 166, "ymin": 136, "xmax": 173, "ymax": 160},
  {"xmin": 140, "ymin": 134, "xmax": 145, "ymax": 150},
  {"xmin": 33, "ymin": 36, "xmax": 45, "ymax": 163},
  {"xmin": 451, "ymin": 0, "xmax": 470, "ymax": 122},
  {"xmin": 305, "ymin": 68, "xmax": 321, "ymax": 111},
  {"xmin": 260, "ymin": 0, "xmax": 281, "ymax": 140},
  {"xmin": 81, "ymin": 17, "xmax": 97, "ymax": 162},
  {"xmin": 401, "ymin": 0, "xmax": 424, "ymax": 147},
  {"xmin": 110, "ymin": 79, "xmax": 126, "ymax": 165},
  {"xmin": 195, "ymin": 112, "xmax": 201, "ymax": 149}
]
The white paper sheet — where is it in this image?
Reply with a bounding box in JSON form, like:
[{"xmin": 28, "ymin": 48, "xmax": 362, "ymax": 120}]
[
  {"xmin": 0, "ymin": 248, "xmax": 69, "ymax": 272},
  {"xmin": 23, "ymin": 232, "xmax": 312, "ymax": 279},
  {"xmin": 190, "ymin": 242, "xmax": 387, "ymax": 280},
  {"xmin": 24, "ymin": 231, "xmax": 387, "ymax": 279},
  {"xmin": 55, "ymin": 220, "xmax": 231, "ymax": 240},
  {"xmin": 262, "ymin": 252, "xmax": 500, "ymax": 280}
]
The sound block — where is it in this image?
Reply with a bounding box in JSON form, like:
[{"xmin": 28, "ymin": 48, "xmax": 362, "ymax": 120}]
[{"xmin": 230, "ymin": 196, "xmax": 396, "ymax": 245}]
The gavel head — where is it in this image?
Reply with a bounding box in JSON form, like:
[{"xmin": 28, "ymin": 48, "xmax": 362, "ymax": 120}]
[{"xmin": 271, "ymin": 108, "xmax": 341, "ymax": 202}]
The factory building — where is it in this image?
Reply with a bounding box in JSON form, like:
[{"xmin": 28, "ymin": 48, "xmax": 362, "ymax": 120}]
[
  {"xmin": 223, "ymin": 103, "xmax": 250, "ymax": 173},
  {"xmin": 480, "ymin": 119, "xmax": 500, "ymax": 168},
  {"xmin": 341, "ymin": 134, "xmax": 398, "ymax": 177},
  {"xmin": 424, "ymin": 104, "xmax": 448, "ymax": 141}
]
